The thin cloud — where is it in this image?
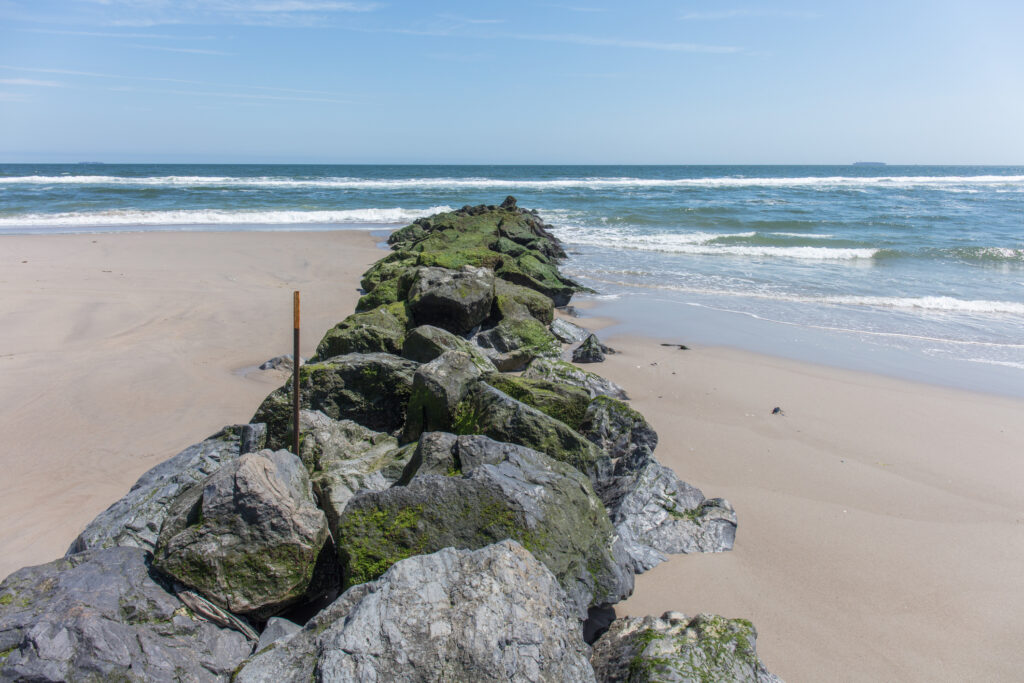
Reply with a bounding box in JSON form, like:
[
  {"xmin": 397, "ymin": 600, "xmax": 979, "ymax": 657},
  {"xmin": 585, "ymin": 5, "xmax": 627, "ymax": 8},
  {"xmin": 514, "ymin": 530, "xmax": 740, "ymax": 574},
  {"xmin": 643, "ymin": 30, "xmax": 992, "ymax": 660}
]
[
  {"xmin": 0, "ymin": 78, "xmax": 63, "ymax": 87},
  {"xmin": 242, "ymin": 1, "xmax": 379, "ymax": 11},
  {"xmin": 514, "ymin": 33, "xmax": 741, "ymax": 54},
  {"xmin": 126, "ymin": 44, "xmax": 231, "ymax": 55},
  {"xmin": 21, "ymin": 28, "xmax": 217, "ymax": 40},
  {"xmin": 0, "ymin": 92, "xmax": 30, "ymax": 102},
  {"xmin": 107, "ymin": 84, "xmax": 353, "ymax": 104},
  {"xmin": 0, "ymin": 65, "xmax": 344, "ymax": 97},
  {"xmin": 680, "ymin": 9, "xmax": 818, "ymax": 20}
]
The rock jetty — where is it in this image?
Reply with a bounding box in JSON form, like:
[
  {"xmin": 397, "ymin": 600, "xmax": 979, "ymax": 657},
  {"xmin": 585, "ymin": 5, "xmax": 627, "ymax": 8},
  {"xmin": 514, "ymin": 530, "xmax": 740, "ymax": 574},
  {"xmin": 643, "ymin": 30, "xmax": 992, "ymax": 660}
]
[{"xmin": 1, "ymin": 198, "xmax": 779, "ymax": 681}]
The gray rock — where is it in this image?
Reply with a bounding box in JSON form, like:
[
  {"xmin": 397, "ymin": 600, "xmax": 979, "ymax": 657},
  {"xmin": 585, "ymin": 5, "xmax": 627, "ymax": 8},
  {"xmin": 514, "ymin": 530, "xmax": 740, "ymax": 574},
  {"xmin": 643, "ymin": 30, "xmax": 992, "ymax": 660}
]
[
  {"xmin": 580, "ymin": 395, "xmax": 659, "ymax": 464},
  {"xmin": 252, "ymin": 352, "xmax": 419, "ymax": 449},
  {"xmin": 337, "ymin": 438, "xmax": 633, "ymax": 617},
  {"xmin": 298, "ymin": 410, "xmax": 414, "ymax": 529},
  {"xmin": 552, "ymin": 317, "xmax": 591, "ymax": 343},
  {"xmin": 67, "ymin": 423, "xmax": 266, "ymax": 555},
  {"xmin": 591, "ymin": 611, "xmax": 781, "ymax": 683},
  {"xmin": 473, "ymin": 315, "xmax": 561, "ymax": 371},
  {"xmin": 453, "ymin": 382, "xmax": 611, "ymax": 483},
  {"xmin": 401, "ymin": 323, "xmax": 495, "ymax": 372},
  {"xmin": 234, "ymin": 541, "xmax": 596, "ymax": 682},
  {"xmin": 395, "ymin": 431, "xmax": 460, "ymax": 484},
  {"xmin": 259, "ymin": 354, "xmax": 301, "ymax": 371},
  {"xmin": 403, "ymin": 350, "xmax": 485, "ymax": 441},
  {"xmin": 524, "ymin": 357, "xmax": 629, "ymax": 400},
  {"xmin": 153, "ymin": 450, "xmax": 329, "ymax": 619},
  {"xmin": 600, "ymin": 455, "xmax": 737, "ymax": 573},
  {"xmin": 573, "ymin": 334, "xmax": 606, "ymax": 363},
  {"xmin": 407, "ymin": 265, "xmax": 495, "ymax": 335},
  {"xmin": 255, "ymin": 617, "xmax": 300, "ymax": 654},
  {"xmin": 0, "ymin": 547, "xmax": 252, "ymax": 682}
]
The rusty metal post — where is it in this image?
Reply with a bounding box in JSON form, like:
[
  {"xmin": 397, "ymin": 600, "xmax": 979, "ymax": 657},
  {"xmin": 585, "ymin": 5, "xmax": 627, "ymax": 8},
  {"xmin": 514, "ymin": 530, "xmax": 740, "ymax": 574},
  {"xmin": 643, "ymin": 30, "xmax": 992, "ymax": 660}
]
[{"xmin": 292, "ymin": 290, "xmax": 301, "ymax": 457}]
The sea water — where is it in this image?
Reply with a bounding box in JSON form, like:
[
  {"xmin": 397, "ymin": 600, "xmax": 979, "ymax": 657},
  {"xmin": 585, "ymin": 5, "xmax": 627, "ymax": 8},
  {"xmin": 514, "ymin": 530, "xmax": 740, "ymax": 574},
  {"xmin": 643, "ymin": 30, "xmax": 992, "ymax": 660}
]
[{"xmin": 1, "ymin": 164, "xmax": 1021, "ymax": 395}]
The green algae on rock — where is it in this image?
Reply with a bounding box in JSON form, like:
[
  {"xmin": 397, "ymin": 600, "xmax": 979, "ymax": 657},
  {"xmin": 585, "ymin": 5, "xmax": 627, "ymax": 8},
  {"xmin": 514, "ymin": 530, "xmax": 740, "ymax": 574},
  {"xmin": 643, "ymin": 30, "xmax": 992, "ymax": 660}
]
[
  {"xmin": 312, "ymin": 302, "xmax": 410, "ymax": 360},
  {"xmin": 335, "ymin": 438, "xmax": 633, "ymax": 616}
]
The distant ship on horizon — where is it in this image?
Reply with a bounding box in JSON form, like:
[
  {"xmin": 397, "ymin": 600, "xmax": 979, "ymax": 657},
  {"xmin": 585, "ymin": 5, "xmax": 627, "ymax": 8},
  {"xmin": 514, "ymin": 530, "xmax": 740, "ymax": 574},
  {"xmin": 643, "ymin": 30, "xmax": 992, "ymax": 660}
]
[{"xmin": 852, "ymin": 161, "xmax": 887, "ymax": 166}]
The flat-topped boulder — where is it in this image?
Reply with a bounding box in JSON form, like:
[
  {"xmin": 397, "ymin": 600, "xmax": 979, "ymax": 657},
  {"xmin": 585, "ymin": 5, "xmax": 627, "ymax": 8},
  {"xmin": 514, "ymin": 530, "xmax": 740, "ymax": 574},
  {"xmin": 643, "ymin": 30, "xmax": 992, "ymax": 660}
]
[
  {"xmin": 234, "ymin": 542, "xmax": 595, "ymax": 682},
  {"xmin": 153, "ymin": 450, "xmax": 328, "ymax": 619}
]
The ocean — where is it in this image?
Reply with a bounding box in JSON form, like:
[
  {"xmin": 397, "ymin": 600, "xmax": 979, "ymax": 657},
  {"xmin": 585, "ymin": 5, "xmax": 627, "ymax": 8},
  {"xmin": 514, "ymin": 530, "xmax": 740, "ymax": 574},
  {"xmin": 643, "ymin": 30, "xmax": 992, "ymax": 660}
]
[{"xmin": 2, "ymin": 164, "xmax": 1022, "ymax": 395}]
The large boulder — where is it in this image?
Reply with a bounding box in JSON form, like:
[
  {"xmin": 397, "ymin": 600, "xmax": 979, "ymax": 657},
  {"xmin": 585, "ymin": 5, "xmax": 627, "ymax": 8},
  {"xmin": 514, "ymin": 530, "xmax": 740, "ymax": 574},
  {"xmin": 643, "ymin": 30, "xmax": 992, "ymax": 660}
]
[
  {"xmin": 573, "ymin": 334, "xmax": 607, "ymax": 363},
  {"xmin": 493, "ymin": 278, "xmax": 555, "ymax": 324},
  {"xmin": 234, "ymin": 542, "xmax": 595, "ymax": 682},
  {"xmin": 400, "ymin": 323, "xmax": 495, "ymax": 372},
  {"xmin": 551, "ymin": 317, "xmax": 590, "ymax": 343},
  {"xmin": 524, "ymin": 357, "xmax": 630, "ymax": 400},
  {"xmin": 407, "ymin": 265, "xmax": 495, "ymax": 335},
  {"xmin": 590, "ymin": 612, "xmax": 781, "ymax": 683},
  {"xmin": 580, "ymin": 395, "xmax": 659, "ymax": 463},
  {"xmin": 311, "ymin": 302, "xmax": 409, "ymax": 360},
  {"xmin": 297, "ymin": 410, "xmax": 415, "ymax": 529},
  {"xmin": 486, "ymin": 374, "xmax": 591, "ymax": 431},
  {"xmin": 473, "ymin": 315, "xmax": 561, "ymax": 371},
  {"xmin": 452, "ymin": 382, "xmax": 611, "ymax": 482},
  {"xmin": 0, "ymin": 547, "xmax": 252, "ymax": 682},
  {"xmin": 600, "ymin": 454, "xmax": 737, "ymax": 573},
  {"xmin": 336, "ymin": 439, "xmax": 633, "ymax": 616},
  {"xmin": 403, "ymin": 350, "xmax": 485, "ymax": 441},
  {"xmin": 153, "ymin": 450, "xmax": 329, "ymax": 619},
  {"xmin": 252, "ymin": 352, "xmax": 418, "ymax": 449},
  {"xmin": 67, "ymin": 423, "xmax": 266, "ymax": 555}
]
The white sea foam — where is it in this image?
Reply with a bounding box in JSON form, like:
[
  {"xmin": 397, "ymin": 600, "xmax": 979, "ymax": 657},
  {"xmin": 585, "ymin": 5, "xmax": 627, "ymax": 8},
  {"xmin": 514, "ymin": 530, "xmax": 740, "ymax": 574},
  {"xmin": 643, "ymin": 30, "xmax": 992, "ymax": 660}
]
[
  {"xmin": 552, "ymin": 226, "xmax": 874, "ymax": 259},
  {"xmin": 822, "ymin": 295, "xmax": 1024, "ymax": 315},
  {"xmin": 2, "ymin": 174, "xmax": 1024, "ymax": 190},
  {"xmin": 772, "ymin": 232, "xmax": 835, "ymax": 239},
  {"xmin": 0, "ymin": 206, "xmax": 452, "ymax": 228},
  {"xmin": 573, "ymin": 273, "xmax": 1024, "ymax": 316}
]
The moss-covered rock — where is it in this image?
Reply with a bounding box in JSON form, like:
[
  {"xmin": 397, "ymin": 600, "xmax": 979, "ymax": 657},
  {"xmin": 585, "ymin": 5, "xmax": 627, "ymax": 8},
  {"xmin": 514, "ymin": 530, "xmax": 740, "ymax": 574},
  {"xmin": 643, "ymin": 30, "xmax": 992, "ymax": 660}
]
[
  {"xmin": 359, "ymin": 251, "xmax": 417, "ymax": 293},
  {"xmin": 312, "ymin": 302, "xmax": 410, "ymax": 360},
  {"xmin": 485, "ymin": 375, "xmax": 591, "ymax": 431},
  {"xmin": 335, "ymin": 439, "xmax": 633, "ymax": 616},
  {"xmin": 580, "ymin": 394, "xmax": 659, "ymax": 464},
  {"xmin": 152, "ymin": 450, "xmax": 328, "ymax": 620},
  {"xmin": 492, "ymin": 278, "xmax": 555, "ymax": 324},
  {"xmin": 297, "ymin": 410, "xmax": 415, "ymax": 531},
  {"xmin": 252, "ymin": 353, "xmax": 418, "ymax": 449},
  {"xmin": 523, "ymin": 357, "xmax": 630, "ymax": 399},
  {"xmin": 473, "ymin": 315, "xmax": 561, "ymax": 371},
  {"xmin": 403, "ymin": 351, "xmax": 485, "ymax": 442},
  {"xmin": 590, "ymin": 612, "xmax": 780, "ymax": 683},
  {"xmin": 450, "ymin": 383, "xmax": 610, "ymax": 482},
  {"xmin": 400, "ymin": 324, "xmax": 494, "ymax": 373},
  {"xmin": 407, "ymin": 266, "xmax": 495, "ymax": 335}
]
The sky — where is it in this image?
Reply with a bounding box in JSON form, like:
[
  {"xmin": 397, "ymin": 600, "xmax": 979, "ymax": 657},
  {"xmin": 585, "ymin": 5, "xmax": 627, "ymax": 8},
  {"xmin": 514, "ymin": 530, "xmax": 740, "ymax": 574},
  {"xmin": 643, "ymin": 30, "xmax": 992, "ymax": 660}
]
[{"xmin": 1, "ymin": 0, "xmax": 1022, "ymax": 164}]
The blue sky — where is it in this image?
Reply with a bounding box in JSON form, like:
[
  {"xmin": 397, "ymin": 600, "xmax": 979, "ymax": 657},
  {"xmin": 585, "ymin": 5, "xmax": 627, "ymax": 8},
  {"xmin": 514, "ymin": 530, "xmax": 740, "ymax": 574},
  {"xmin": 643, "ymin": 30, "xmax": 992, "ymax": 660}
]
[{"xmin": 1, "ymin": 1, "xmax": 1022, "ymax": 164}]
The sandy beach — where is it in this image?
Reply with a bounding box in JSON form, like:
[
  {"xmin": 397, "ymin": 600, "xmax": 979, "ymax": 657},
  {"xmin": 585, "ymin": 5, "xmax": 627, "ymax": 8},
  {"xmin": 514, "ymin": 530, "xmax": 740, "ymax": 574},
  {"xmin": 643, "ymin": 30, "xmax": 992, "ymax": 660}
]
[
  {"xmin": 600, "ymin": 336, "xmax": 1024, "ymax": 682},
  {"xmin": 0, "ymin": 229, "xmax": 383, "ymax": 580},
  {"xmin": 1, "ymin": 230, "xmax": 1022, "ymax": 681}
]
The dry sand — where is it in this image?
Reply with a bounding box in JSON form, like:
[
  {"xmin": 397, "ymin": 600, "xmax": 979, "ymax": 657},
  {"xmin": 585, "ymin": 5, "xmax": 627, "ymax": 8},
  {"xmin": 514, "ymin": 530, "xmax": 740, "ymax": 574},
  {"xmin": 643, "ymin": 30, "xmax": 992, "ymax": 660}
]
[
  {"xmin": 1, "ymin": 230, "xmax": 1021, "ymax": 681},
  {"xmin": 0, "ymin": 229, "xmax": 383, "ymax": 580},
  {"xmin": 599, "ymin": 336, "xmax": 1024, "ymax": 682}
]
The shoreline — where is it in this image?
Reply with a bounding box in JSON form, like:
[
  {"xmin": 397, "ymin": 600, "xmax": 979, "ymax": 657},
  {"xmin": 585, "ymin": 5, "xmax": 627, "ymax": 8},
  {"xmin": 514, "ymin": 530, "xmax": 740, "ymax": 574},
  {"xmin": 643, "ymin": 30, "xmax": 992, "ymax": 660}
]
[
  {"xmin": 569, "ymin": 291, "xmax": 1024, "ymax": 400},
  {"xmin": 2, "ymin": 227, "xmax": 1022, "ymax": 680}
]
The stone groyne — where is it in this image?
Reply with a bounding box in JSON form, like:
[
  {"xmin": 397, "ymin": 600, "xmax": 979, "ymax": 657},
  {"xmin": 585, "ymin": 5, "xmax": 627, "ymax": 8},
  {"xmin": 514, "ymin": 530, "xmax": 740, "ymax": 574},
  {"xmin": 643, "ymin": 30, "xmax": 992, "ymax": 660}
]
[{"xmin": 0, "ymin": 198, "xmax": 780, "ymax": 682}]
